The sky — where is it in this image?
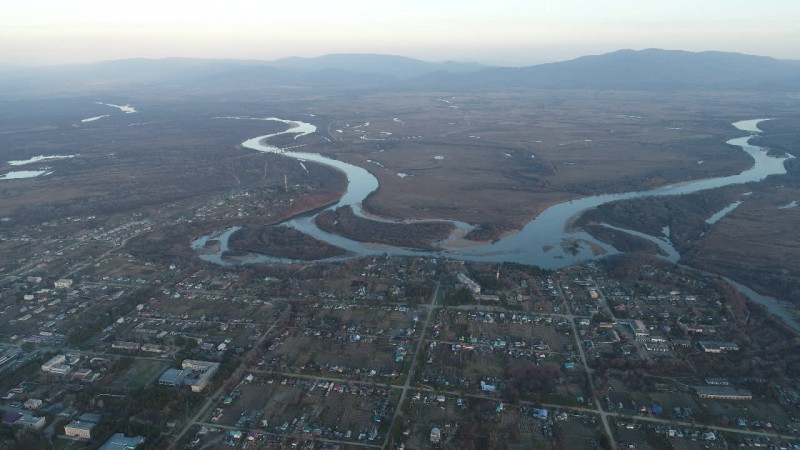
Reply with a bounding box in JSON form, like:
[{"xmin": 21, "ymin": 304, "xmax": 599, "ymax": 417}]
[{"xmin": 2, "ymin": 0, "xmax": 799, "ymax": 66}]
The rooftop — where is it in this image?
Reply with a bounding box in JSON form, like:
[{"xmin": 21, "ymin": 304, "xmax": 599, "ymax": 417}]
[{"xmin": 99, "ymin": 433, "xmax": 145, "ymax": 450}]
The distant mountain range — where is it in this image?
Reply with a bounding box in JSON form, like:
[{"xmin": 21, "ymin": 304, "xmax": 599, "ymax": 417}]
[
  {"xmin": 437, "ymin": 49, "xmax": 800, "ymax": 91},
  {"xmin": 1, "ymin": 49, "xmax": 799, "ymax": 95},
  {"xmin": 268, "ymin": 53, "xmax": 485, "ymax": 78}
]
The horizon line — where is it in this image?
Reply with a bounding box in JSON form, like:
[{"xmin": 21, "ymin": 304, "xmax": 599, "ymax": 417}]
[{"xmin": 3, "ymin": 47, "xmax": 796, "ymax": 70}]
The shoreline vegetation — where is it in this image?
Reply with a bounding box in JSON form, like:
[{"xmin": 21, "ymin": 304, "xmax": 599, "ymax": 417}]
[
  {"xmin": 315, "ymin": 205, "xmax": 455, "ymax": 250},
  {"xmin": 228, "ymin": 225, "xmax": 347, "ymax": 260},
  {"xmin": 576, "ymin": 137, "xmax": 800, "ymax": 304}
]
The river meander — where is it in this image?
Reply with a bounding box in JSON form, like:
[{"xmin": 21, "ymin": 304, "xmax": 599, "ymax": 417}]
[{"xmin": 191, "ymin": 117, "xmax": 798, "ymax": 330}]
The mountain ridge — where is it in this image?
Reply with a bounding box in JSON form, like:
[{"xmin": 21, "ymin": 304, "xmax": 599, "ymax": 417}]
[
  {"xmin": 450, "ymin": 48, "xmax": 800, "ymax": 90},
  {"xmin": 1, "ymin": 49, "xmax": 798, "ymax": 95}
]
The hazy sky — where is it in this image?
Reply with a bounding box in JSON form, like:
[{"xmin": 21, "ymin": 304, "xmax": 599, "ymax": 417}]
[{"xmin": 2, "ymin": 0, "xmax": 799, "ymax": 66}]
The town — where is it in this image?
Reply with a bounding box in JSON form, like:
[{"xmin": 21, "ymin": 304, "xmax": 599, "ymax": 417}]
[{"xmin": 1, "ymin": 203, "xmax": 799, "ymax": 449}]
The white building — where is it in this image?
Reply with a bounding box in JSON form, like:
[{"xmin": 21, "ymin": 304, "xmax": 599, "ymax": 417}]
[
  {"xmin": 181, "ymin": 360, "xmax": 220, "ymax": 392},
  {"xmin": 430, "ymin": 427, "xmax": 441, "ymax": 444},
  {"xmin": 54, "ymin": 279, "xmax": 73, "ymax": 289},
  {"xmin": 457, "ymin": 273, "xmax": 481, "ymax": 295},
  {"xmin": 695, "ymin": 386, "xmax": 752, "ymax": 400},
  {"xmin": 111, "ymin": 341, "xmax": 140, "ymax": 351},
  {"xmin": 633, "ymin": 320, "xmax": 650, "ymax": 338},
  {"xmin": 41, "ymin": 353, "xmax": 81, "ymax": 374},
  {"xmin": 50, "ymin": 364, "xmax": 72, "ymax": 375},
  {"xmin": 140, "ymin": 343, "xmax": 168, "ymax": 353},
  {"xmin": 698, "ymin": 341, "xmax": 739, "ymax": 353},
  {"xmin": 23, "ymin": 398, "xmax": 42, "ymax": 410},
  {"xmin": 64, "ymin": 420, "xmax": 96, "ymax": 439},
  {"xmin": 41, "ymin": 354, "xmax": 66, "ymax": 372}
]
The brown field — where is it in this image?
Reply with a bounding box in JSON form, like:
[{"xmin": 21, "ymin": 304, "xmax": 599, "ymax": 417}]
[
  {"xmin": 3, "ymin": 91, "xmax": 799, "ymax": 311},
  {"xmin": 313, "ymin": 90, "xmax": 784, "ymax": 238},
  {"xmin": 3, "ymin": 89, "xmax": 791, "ymax": 251},
  {"xmin": 0, "ymin": 103, "xmax": 344, "ymax": 234},
  {"xmin": 688, "ymin": 179, "xmax": 800, "ymax": 301}
]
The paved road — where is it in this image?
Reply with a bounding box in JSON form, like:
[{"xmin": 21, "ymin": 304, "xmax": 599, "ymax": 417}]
[
  {"xmin": 568, "ymin": 313, "xmax": 617, "ymax": 450},
  {"xmin": 195, "ymin": 421, "xmax": 382, "ymax": 448},
  {"xmin": 248, "ymin": 368, "xmax": 402, "ymax": 390},
  {"xmin": 168, "ymin": 309, "xmax": 286, "ymax": 449},
  {"xmin": 551, "ymin": 276, "xmax": 619, "ymax": 449},
  {"xmin": 164, "ymin": 282, "xmax": 800, "ymax": 449},
  {"xmin": 427, "ymin": 387, "xmax": 800, "ymax": 442},
  {"xmin": 382, "ymin": 280, "xmax": 440, "ymax": 449}
]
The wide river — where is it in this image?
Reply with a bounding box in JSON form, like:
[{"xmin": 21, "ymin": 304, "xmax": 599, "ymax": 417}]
[{"xmin": 192, "ymin": 117, "xmax": 798, "ymax": 330}]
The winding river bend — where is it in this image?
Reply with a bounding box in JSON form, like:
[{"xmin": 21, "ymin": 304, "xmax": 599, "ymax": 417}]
[
  {"xmin": 192, "ymin": 117, "xmax": 798, "ymax": 329},
  {"xmin": 195, "ymin": 117, "xmax": 790, "ymax": 265}
]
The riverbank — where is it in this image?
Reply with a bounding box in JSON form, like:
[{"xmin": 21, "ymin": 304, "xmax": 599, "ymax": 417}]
[
  {"xmin": 315, "ymin": 205, "xmax": 455, "ymax": 250},
  {"xmin": 195, "ymin": 117, "xmax": 788, "ymax": 269},
  {"xmin": 193, "ymin": 116, "xmax": 798, "ymax": 330}
]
